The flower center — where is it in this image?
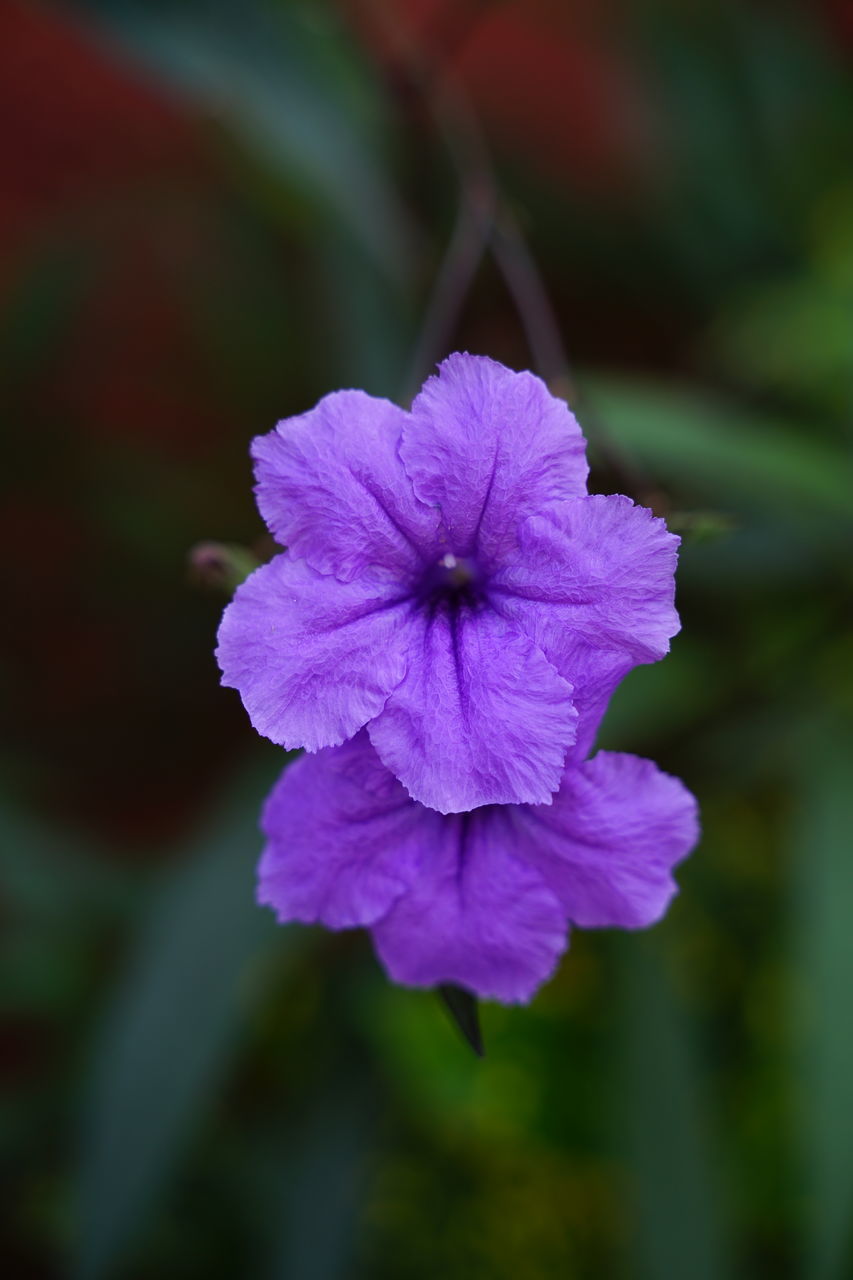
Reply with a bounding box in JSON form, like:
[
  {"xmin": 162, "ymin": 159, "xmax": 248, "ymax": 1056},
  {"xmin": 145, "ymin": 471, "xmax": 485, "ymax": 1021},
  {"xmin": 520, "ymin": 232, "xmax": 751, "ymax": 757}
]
[{"xmin": 418, "ymin": 552, "xmax": 482, "ymax": 613}]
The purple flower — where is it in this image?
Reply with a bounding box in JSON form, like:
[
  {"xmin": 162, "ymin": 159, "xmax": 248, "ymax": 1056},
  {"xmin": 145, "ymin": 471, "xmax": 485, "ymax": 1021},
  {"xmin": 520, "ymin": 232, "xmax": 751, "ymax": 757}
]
[
  {"xmin": 216, "ymin": 353, "xmax": 679, "ymax": 813},
  {"xmin": 257, "ymin": 732, "xmax": 699, "ymax": 1004}
]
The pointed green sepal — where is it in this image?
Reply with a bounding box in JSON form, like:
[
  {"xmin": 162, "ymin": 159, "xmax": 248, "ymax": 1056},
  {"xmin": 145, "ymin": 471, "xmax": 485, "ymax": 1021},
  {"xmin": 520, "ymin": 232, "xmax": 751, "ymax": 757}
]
[{"xmin": 438, "ymin": 984, "xmax": 485, "ymax": 1057}]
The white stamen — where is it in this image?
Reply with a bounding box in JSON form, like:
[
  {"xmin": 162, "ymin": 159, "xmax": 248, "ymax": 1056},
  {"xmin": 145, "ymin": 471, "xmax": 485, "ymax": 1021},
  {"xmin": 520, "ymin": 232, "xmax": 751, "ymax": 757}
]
[{"xmin": 441, "ymin": 552, "xmax": 458, "ymax": 570}]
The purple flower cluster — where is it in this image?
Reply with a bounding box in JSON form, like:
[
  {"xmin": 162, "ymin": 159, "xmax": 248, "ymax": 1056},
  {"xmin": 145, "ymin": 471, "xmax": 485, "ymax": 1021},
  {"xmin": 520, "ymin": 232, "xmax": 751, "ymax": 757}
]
[{"xmin": 217, "ymin": 354, "xmax": 698, "ymax": 1003}]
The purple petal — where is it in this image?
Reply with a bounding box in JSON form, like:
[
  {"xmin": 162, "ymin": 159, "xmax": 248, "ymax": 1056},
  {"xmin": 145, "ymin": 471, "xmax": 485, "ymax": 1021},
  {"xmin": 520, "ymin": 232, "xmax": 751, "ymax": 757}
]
[
  {"xmin": 253, "ymin": 390, "xmax": 440, "ymax": 581},
  {"xmin": 216, "ymin": 555, "xmax": 412, "ymax": 751},
  {"xmin": 257, "ymin": 733, "xmax": 436, "ymax": 928},
  {"xmin": 401, "ymin": 354, "xmax": 588, "ymax": 570},
  {"xmin": 372, "ymin": 806, "xmax": 567, "ymax": 1003},
  {"xmin": 509, "ymin": 752, "xmax": 699, "ymax": 928},
  {"xmin": 368, "ymin": 607, "xmax": 577, "ymax": 813},
  {"xmin": 553, "ymin": 641, "xmax": 635, "ymax": 762},
  {"xmin": 489, "ymin": 495, "xmax": 680, "ymax": 748}
]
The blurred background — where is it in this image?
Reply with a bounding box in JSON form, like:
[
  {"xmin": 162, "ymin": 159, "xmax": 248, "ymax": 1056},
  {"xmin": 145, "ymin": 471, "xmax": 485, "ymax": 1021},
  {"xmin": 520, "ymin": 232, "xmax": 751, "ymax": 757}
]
[{"xmin": 2, "ymin": 0, "xmax": 852, "ymax": 1276}]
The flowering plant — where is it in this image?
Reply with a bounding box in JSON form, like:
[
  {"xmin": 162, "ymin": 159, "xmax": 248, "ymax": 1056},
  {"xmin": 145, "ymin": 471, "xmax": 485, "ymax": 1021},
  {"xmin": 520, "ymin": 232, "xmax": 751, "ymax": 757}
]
[
  {"xmin": 257, "ymin": 732, "xmax": 698, "ymax": 1003},
  {"xmin": 217, "ymin": 353, "xmax": 697, "ymax": 1004},
  {"xmin": 217, "ymin": 354, "xmax": 680, "ymax": 813}
]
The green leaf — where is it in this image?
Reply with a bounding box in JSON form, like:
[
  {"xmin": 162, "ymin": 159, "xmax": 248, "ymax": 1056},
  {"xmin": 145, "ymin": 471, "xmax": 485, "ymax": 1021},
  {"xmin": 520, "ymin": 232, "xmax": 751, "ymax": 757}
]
[
  {"xmin": 75, "ymin": 758, "xmax": 296, "ymax": 1280},
  {"xmin": 0, "ymin": 798, "xmax": 133, "ymax": 923},
  {"xmin": 316, "ymin": 234, "xmax": 411, "ymax": 400},
  {"xmin": 617, "ymin": 937, "xmax": 732, "ymax": 1280},
  {"xmin": 268, "ymin": 1066, "xmax": 379, "ymax": 1280},
  {"xmin": 794, "ymin": 727, "xmax": 853, "ymax": 1280},
  {"xmin": 580, "ymin": 376, "xmax": 853, "ymax": 524},
  {"xmin": 597, "ymin": 639, "xmax": 722, "ymax": 754},
  {"xmin": 74, "ymin": 0, "xmax": 412, "ymax": 280}
]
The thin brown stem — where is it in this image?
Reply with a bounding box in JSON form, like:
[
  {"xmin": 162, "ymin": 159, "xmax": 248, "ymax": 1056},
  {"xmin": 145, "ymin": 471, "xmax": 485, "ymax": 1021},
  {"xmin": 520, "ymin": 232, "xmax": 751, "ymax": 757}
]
[
  {"xmin": 490, "ymin": 207, "xmax": 571, "ymax": 391},
  {"xmin": 361, "ymin": 0, "xmax": 656, "ymax": 503},
  {"xmin": 403, "ymin": 180, "xmax": 495, "ymax": 403},
  {"xmin": 491, "ymin": 207, "xmax": 653, "ymax": 502}
]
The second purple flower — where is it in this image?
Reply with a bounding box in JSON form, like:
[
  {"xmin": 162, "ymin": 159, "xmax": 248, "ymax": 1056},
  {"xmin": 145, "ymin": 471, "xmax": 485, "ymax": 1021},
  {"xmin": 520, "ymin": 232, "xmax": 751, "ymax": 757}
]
[{"xmin": 217, "ymin": 353, "xmax": 680, "ymax": 813}]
